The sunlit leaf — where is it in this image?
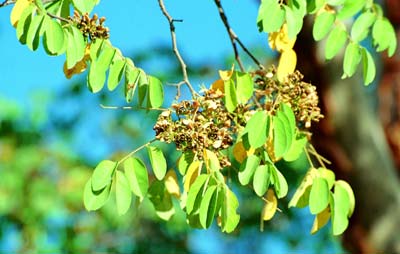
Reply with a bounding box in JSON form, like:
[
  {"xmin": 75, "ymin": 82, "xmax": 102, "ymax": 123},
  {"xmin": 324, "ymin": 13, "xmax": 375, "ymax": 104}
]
[
  {"xmin": 269, "ymin": 24, "xmax": 296, "ymax": 52},
  {"xmin": 26, "ymin": 14, "xmax": 44, "ymax": 51},
  {"xmin": 91, "ymin": 160, "xmax": 117, "ymax": 191},
  {"xmin": 332, "ymin": 185, "xmax": 350, "ymax": 235},
  {"xmin": 10, "ymin": 0, "xmax": 31, "ymax": 27},
  {"xmin": 262, "ymin": 189, "xmax": 278, "ymax": 221},
  {"xmin": 107, "ymin": 57, "xmax": 126, "ymax": 91},
  {"xmin": 311, "ymin": 206, "xmax": 331, "ymax": 234},
  {"xmin": 253, "ymin": 165, "xmax": 270, "ymax": 197},
  {"xmin": 83, "ymin": 178, "xmax": 111, "ymax": 211},
  {"xmin": 72, "ymin": 0, "xmax": 99, "ymax": 14},
  {"xmin": 203, "ymin": 149, "xmax": 220, "ymax": 172},
  {"xmin": 235, "ymin": 71, "xmax": 253, "ymax": 104},
  {"xmin": 313, "ymin": 10, "xmax": 335, "ymax": 41},
  {"xmin": 224, "ymin": 79, "xmax": 238, "ymax": 112},
  {"xmin": 350, "ymin": 11, "xmax": 376, "ymax": 42},
  {"xmin": 337, "ymin": 0, "xmax": 365, "ymax": 20},
  {"xmin": 283, "ymin": 136, "xmax": 307, "ymax": 162},
  {"xmin": 257, "ymin": 0, "xmax": 285, "ymax": 33},
  {"xmin": 284, "ymin": 6, "xmax": 303, "ymax": 39},
  {"xmin": 277, "ymin": 49, "xmax": 297, "ymax": 81},
  {"xmin": 318, "ymin": 167, "xmax": 335, "ymax": 189},
  {"xmin": 165, "ymin": 169, "xmax": 180, "ymax": 198},
  {"xmin": 148, "ymin": 181, "xmax": 175, "ymax": 221},
  {"xmin": 309, "ymin": 177, "xmax": 330, "ymax": 214},
  {"xmin": 270, "ymin": 164, "xmax": 288, "ymax": 199},
  {"xmin": 88, "ymin": 43, "xmax": 116, "ymax": 93},
  {"xmin": 124, "ymin": 157, "xmax": 148, "ymax": 201},
  {"xmin": 65, "ymin": 26, "xmax": 86, "ymax": 69},
  {"xmin": 360, "ymin": 47, "xmax": 376, "ymax": 86},
  {"xmin": 186, "ymin": 174, "xmax": 209, "ymax": 214},
  {"xmin": 148, "ymin": 75, "xmax": 164, "ymax": 108},
  {"xmin": 325, "ymin": 24, "xmax": 347, "ymax": 60},
  {"xmin": 43, "ymin": 17, "xmax": 66, "ymax": 55},
  {"xmin": 199, "ymin": 185, "xmax": 218, "ymax": 228},
  {"xmin": 244, "ymin": 110, "xmax": 269, "ymax": 148},
  {"xmin": 115, "ymin": 170, "xmax": 132, "ymax": 215},
  {"xmin": 335, "ymin": 180, "xmax": 355, "ymax": 216},
  {"xmin": 372, "ymin": 18, "xmax": 397, "ymax": 56},
  {"xmin": 238, "ymin": 154, "xmax": 260, "ymax": 185},
  {"xmin": 306, "ymin": 0, "xmax": 326, "ymax": 14},
  {"xmin": 184, "ymin": 160, "xmax": 201, "ymax": 193},
  {"xmin": 124, "ymin": 63, "xmax": 141, "ymax": 103},
  {"xmin": 177, "ymin": 151, "xmax": 195, "ymax": 175},
  {"xmin": 342, "ymin": 42, "xmax": 361, "ymax": 78},
  {"xmin": 16, "ymin": 5, "xmax": 34, "ymax": 45},
  {"xmin": 289, "ymin": 168, "xmax": 318, "ymax": 208},
  {"xmin": 147, "ymin": 146, "xmax": 167, "ymax": 180},
  {"xmin": 211, "ymin": 79, "xmax": 225, "ymax": 93},
  {"xmin": 221, "ymin": 186, "xmax": 240, "ymax": 233}
]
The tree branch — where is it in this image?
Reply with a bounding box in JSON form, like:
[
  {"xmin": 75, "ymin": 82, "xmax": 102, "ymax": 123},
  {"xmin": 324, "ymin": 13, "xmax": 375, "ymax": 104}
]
[
  {"xmin": 0, "ymin": 0, "xmax": 15, "ymax": 7},
  {"xmin": 213, "ymin": 0, "xmax": 265, "ymax": 70},
  {"xmin": 157, "ymin": 0, "xmax": 198, "ymax": 99}
]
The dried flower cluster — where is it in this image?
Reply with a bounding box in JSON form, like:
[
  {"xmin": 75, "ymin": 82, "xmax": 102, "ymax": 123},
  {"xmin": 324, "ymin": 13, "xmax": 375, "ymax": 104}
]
[
  {"xmin": 254, "ymin": 67, "xmax": 324, "ymax": 128},
  {"xmin": 70, "ymin": 11, "xmax": 109, "ymax": 41},
  {"xmin": 153, "ymin": 89, "xmax": 236, "ymax": 164}
]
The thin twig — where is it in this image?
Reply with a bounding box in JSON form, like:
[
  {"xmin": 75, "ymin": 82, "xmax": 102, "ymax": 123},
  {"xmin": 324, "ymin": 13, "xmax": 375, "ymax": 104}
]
[
  {"xmin": 213, "ymin": 0, "xmax": 265, "ymax": 71},
  {"xmin": 157, "ymin": 0, "xmax": 198, "ymax": 99},
  {"xmin": 100, "ymin": 104, "xmax": 169, "ymax": 111},
  {"xmin": 46, "ymin": 12, "xmax": 71, "ymax": 23},
  {"xmin": 0, "ymin": 0, "xmax": 15, "ymax": 7},
  {"xmin": 118, "ymin": 139, "xmax": 157, "ymax": 164}
]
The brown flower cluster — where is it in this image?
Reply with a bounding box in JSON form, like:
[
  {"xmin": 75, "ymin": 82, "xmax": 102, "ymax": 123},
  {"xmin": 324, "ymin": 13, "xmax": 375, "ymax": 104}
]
[
  {"xmin": 153, "ymin": 89, "xmax": 235, "ymax": 163},
  {"xmin": 70, "ymin": 11, "xmax": 109, "ymax": 41},
  {"xmin": 254, "ymin": 67, "xmax": 324, "ymax": 128}
]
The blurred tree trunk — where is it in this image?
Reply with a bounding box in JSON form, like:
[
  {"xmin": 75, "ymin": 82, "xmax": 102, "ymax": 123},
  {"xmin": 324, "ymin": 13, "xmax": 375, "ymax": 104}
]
[{"xmin": 294, "ymin": 5, "xmax": 400, "ymax": 253}]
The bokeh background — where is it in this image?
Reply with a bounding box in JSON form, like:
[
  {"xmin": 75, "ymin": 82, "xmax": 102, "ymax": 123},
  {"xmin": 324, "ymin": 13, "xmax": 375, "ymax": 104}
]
[{"xmin": 0, "ymin": 0, "xmax": 399, "ymax": 253}]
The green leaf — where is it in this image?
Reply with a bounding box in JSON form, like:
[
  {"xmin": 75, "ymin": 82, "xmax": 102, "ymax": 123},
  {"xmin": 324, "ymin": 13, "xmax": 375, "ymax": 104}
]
[
  {"xmin": 26, "ymin": 14, "xmax": 44, "ymax": 51},
  {"xmin": 89, "ymin": 39, "xmax": 104, "ymax": 61},
  {"xmin": 65, "ymin": 26, "xmax": 85, "ymax": 69},
  {"xmin": 332, "ymin": 184, "xmax": 350, "ymax": 235},
  {"xmin": 318, "ymin": 167, "xmax": 335, "ymax": 189},
  {"xmin": 257, "ymin": 0, "xmax": 285, "ymax": 33},
  {"xmin": 313, "ymin": 11, "xmax": 335, "ymax": 41},
  {"xmin": 83, "ymin": 178, "xmax": 111, "ymax": 211},
  {"xmin": 178, "ymin": 151, "xmax": 195, "ymax": 175},
  {"xmin": 221, "ymin": 186, "xmax": 240, "ymax": 233},
  {"xmin": 273, "ymin": 105, "xmax": 295, "ymax": 159},
  {"xmin": 137, "ymin": 69, "xmax": 149, "ymax": 106},
  {"xmin": 284, "ymin": 5, "xmax": 304, "ymax": 39},
  {"xmin": 283, "ymin": 136, "xmax": 307, "ymax": 162},
  {"xmin": 361, "ymin": 47, "xmax": 376, "ymax": 86},
  {"xmin": 288, "ymin": 169, "xmax": 316, "ymax": 208},
  {"xmin": 238, "ymin": 155, "xmax": 260, "ymax": 185},
  {"xmin": 43, "ymin": 18, "xmax": 65, "ymax": 55},
  {"xmin": 199, "ymin": 185, "xmax": 218, "ymax": 228},
  {"xmin": 372, "ymin": 18, "xmax": 397, "ymax": 56},
  {"xmin": 204, "ymin": 149, "xmax": 220, "ymax": 172},
  {"xmin": 224, "ymin": 79, "xmax": 238, "ymax": 112},
  {"xmin": 124, "ymin": 64, "xmax": 141, "ymax": 103},
  {"xmin": 309, "ymin": 177, "xmax": 330, "ymax": 214},
  {"xmin": 307, "ymin": 0, "xmax": 326, "ymax": 14},
  {"xmin": 186, "ymin": 174, "xmax": 209, "ymax": 214},
  {"xmin": 327, "ymin": 0, "xmax": 344, "ymax": 6},
  {"xmin": 91, "ymin": 160, "xmax": 117, "ymax": 191},
  {"xmin": 253, "ymin": 165, "xmax": 270, "ymax": 197},
  {"xmin": 147, "ymin": 146, "xmax": 167, "ymax": 180},
  {"xmin": 337, "ymin": 0, "xmax": 365, "ymax": 20},
  {"xmin": 124, "ymin": 157, "xmax": 148, "ymax": 201},
  {"xmin": 115, "ymin": 170, "xmax": 132, "ymax": 215},
  {"xmin": 270, "ymin": 165, "xmax": 288, "ymax": 198},
  {"xmin": 148, "ymin": 181, "xmax": 175, "ymax": 221},
  {"xmin": 342, "ymin": 42, "xmax": 361, "ymax": 78},
  {"xmin": 335, "ymin": 180, "xmax": 355, "ymax": 216},
  {"xmin": 325, "ymin": 24, "xmax": 347, "ymax": 60},
  {"xmin": 350, "ymin": 12, "xmax": 376, "ymax": 42},
  {"xmin": 235, "ymin": 71, "xmax": 253, "ymax": 104},
  {"xmin": 72, "ymin": 0, "xmax": 98, "ymax": 14},
  {"xmin": 244, "ymin": 111, "xmax": 269, "ymax": 148},
  {"xmin": 88, "ymin": 43, "xmax": 116, "ymax": 93},
  {"xmin": 107, "ymin": 57, "xmax": 126, "ymax": 91},
  {"xmin": 148, "ymin": 76, "xmax": 164, "ymax": 108},
  {"xmin": 16, "ymin": 5, "xmax": 34, "ymax": 45}
]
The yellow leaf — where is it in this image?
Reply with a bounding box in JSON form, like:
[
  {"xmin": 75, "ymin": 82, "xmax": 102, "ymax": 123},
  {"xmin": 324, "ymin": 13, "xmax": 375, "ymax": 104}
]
[
  {"xmin": 63, "ymin": 45, "xmax": 90, "ymax": 79},
  {"xmin": 183, "ymin": 160, "xmax": 201, "ymax": 192},
  {"xmin": 262, "ymin": 189, "xmax": 278, "ymax": 221},
  {"xmin": 10, "ymin": 0, "xmax": 31, "ymax": 27},
  {"xmin": 165, "ymin": 169, "xmax": 180, "ymax": 198},
  {"xmin": 311, "ymin": 206, "xmax": 331, "ymax": 234},
  {"xmin": 268, "ymin": 24, "xmax": 296, "ymax": 52},
  {"xmin": 211, "ymin": 79, "xmax": 225, "ymax": 93},
  {"xmin": 277, "ymin": 48, "xmax": 297, "ymax": 82},
  {"xmin": 233, "ymin": 142, "xmax": 247, "ymax": 163},
  {"xmin": 218, "ymin": 64, "xmax": 234, "ymax": 81}
]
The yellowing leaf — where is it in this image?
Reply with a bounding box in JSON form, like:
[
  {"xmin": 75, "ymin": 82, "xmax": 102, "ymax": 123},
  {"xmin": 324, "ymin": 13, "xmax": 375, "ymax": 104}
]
[
  {"xmin": 211, "ymin": 79, "xmax": 225, "ymax": 93},
  {"xmin": 233, "ymin": 141, "xmax": 247, "ymax": 163},
  {"xmin": 63, "ymin": 45, "xmax": 90, "ymax": 79},
  {"xmin": 262, "ymin": 189, "xmax": 278, "ymax": 221},
  {"xmin": 218, "ymin": 65, "xmax": 234, "ymax": 81},
  {"xmin": 165, "ymin": 169, "xmax": 180, "ymax": 198},
  {"xmin": 269, "ymin": 24, "xmax": 296, "ymax": 52},
  {"xmin": 184, "ymin": 160, "xmax": 201, "ymax": 192},
  {"xmin": 10, "ymin": 0, "xmax": 31, "ymax": 27},
  {"xmin": 277, "ymin": 49, "xmax": 297, "ymax": 82},
  {"xmin": 311, "ymin": 206, "xmax": 331, "ymax": 234}
]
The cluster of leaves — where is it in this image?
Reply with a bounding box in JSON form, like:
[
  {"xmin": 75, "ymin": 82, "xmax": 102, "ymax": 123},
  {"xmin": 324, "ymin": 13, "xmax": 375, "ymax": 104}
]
[
  {"xmin": 257, "ymin": 0, "xmax": 397, "ymax": 85},
  {"xmin": 11, "ymin": 0, "xmax": 164, "ymax": 105}
]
